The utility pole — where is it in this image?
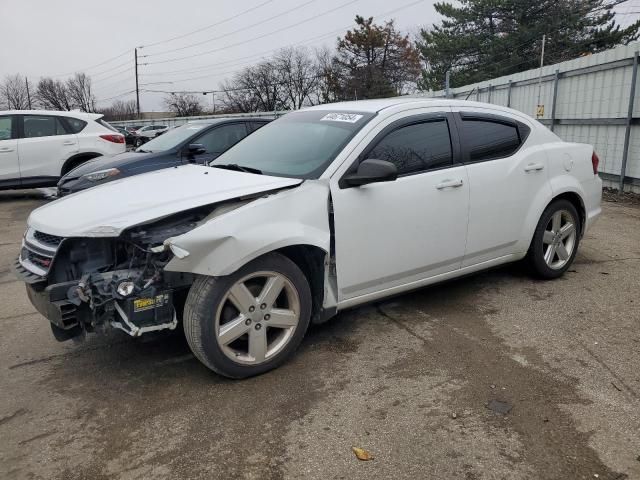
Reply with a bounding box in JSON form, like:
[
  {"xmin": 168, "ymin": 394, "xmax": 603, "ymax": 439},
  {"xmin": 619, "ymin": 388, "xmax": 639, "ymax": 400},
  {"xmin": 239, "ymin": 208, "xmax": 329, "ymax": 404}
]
[
  {"xmin": 536, "ymin": 34, "xmax": 546, "ymax": 118},
  {"xmin": 25, "ymin": 77, "xmax": 32, "ymax": 109},
  {"xmin": 134, "ymin": 48, "xmax": 140, "ymax": 118}
]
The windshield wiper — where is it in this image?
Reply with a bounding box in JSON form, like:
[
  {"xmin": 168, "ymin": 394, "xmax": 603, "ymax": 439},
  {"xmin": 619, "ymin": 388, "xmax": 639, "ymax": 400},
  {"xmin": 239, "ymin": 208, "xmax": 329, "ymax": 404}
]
[
  {"xmin": 137, "ymin": 149, "xmax": 151, "ymax": 153},
  {"xmin": 212, "ymin": 163, "xmax": 263, "ymax": 175}
]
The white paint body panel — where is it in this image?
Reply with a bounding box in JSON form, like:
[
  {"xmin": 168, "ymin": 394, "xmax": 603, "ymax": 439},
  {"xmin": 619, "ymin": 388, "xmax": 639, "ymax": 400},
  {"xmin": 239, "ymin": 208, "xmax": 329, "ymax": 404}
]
[{"xmin": 0, "ymin": 138, "xmax": 19, "ymax": 182}]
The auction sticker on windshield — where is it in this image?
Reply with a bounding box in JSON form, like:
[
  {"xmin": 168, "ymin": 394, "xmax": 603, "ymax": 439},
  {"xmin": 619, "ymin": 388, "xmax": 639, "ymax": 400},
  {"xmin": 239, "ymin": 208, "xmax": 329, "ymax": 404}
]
[{"xmin": 320, "ymin": 113, "xmax": 363, "ymax": 123}]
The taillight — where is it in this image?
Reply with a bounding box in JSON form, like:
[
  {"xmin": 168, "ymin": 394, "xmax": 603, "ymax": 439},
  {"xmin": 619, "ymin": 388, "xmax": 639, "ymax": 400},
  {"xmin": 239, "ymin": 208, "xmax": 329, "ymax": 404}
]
[
  {"xmin": 591, "ymin": 151, "xmax": 600, "ymax": 175},
  {"xmin": 100, "ymin": 134, "xmax": 125, "ymax": 144}
]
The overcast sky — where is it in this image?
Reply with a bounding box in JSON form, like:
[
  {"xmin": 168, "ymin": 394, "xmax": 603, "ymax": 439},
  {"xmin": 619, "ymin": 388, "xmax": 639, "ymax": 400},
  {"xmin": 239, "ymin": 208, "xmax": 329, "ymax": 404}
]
[
  {"xmin": 1, "ymin": 0, "xmax": 639, "ymax": 112},
  {"xmin": 0, "ymin": 0, "xmax": 442, "ymax": 111}
]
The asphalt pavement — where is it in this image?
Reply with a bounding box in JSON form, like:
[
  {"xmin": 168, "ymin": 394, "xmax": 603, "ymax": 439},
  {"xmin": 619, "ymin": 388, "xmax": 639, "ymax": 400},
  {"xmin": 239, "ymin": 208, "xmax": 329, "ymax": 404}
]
[{"xmin": 1, "ymin": 190, "xmax": 639, "ymax": 480}]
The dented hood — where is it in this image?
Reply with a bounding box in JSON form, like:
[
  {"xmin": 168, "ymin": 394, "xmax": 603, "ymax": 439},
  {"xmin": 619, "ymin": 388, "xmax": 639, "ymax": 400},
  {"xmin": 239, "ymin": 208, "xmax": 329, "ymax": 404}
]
[{"xmin": 28, "ymin": 165, "xmax": 302, "ymax": 237}]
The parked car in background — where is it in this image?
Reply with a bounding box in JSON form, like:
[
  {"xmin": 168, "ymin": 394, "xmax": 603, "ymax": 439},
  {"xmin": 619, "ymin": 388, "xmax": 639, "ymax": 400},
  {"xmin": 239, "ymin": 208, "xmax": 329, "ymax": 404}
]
[
  {"xmin": 57, "ymin": 117, "xmax": 271, "ymax": 195},
  {"xmin": 15, "ymin": 98, "xmax": 601, "ymax": 379},
  {"xmin": 0, "ymin": 110, "xmax": 125, "ymax": 190},
  {"xmin": 132, "ymin": 125, "xmax": 169, "ymax": 147},
  {"xmin": 114, "ymin": 126, "xmax": 136, "ymax": 146}
]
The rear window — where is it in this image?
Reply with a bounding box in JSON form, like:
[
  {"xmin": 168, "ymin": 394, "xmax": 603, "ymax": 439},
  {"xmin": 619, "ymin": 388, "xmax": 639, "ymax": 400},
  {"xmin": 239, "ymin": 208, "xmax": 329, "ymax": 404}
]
[
  {"xmin": 96, "ymin": 118, "xmax": 118, "ymax": 132},
  {"xmin": 65, "ymin": 117, "xmax": 87, "ymax": 133},
  {"xmin": 461, "ymin": 118, "xmax": 521, "ymax": 162}
]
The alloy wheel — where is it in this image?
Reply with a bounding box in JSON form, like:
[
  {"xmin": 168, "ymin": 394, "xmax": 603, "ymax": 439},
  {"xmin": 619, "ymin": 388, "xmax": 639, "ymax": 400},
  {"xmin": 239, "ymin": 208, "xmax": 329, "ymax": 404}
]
[
  {"xmin": 214, "ymin": 271, "xmax": 300, "ymax": 365},
  {"xmin": 542, "ymin": 209, "xmax": 577, "ymax": 270}
]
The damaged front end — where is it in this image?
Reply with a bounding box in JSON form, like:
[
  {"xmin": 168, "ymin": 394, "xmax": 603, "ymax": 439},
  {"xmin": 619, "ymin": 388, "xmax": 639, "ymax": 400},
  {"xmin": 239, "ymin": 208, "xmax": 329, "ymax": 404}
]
[{"xmin": 14, "ymin": 208, "xmax": 213, "ymax": 342}]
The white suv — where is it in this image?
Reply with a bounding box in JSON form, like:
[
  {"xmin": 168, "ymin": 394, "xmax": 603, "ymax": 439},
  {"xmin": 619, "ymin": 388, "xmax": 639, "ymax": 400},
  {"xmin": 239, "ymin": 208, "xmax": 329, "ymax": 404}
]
[{"xmin": 0, "ymin": 110, "xmax": 125, "ymax": 190}]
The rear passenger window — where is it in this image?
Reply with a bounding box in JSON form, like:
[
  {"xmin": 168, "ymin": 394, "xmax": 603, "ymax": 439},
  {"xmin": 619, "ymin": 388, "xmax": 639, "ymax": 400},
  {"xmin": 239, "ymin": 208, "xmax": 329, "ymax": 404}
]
[
  {"xmin": 461, "ymin": 119, "xmax": 520, "ymax": 162},
  {"xmin": 368, "ymin": 119, "xmax": 452, "ymax": 175},
  {"xmin": 23, "ymin": 116, "xmax": 69, "ymax": 138},
  {"xmin": 0, "ymin": 116, "xmax": 14, "ymax": 140},
  {"xmin": 66, "ymin": 117, "xmax": 87, "ymax": 133}
]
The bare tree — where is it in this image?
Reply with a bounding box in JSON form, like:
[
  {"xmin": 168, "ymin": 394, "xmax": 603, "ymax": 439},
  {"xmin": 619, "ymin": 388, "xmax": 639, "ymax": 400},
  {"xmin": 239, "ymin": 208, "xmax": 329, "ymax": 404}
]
[
  {"xmin": 100, "ymin": 99, "xmax": 137, "ymax": 121},
  {"xmin": 163, "ymin": 93, "xmax": 203, "ymax": 116},
  {"xmin": 219, "ymin": 60, "xmax": 286, "ymax": 112},
  {"xmin": 1, "ymin": 74, "xmax": 32, "ymax": 110},
  {"xmin": 66, "ymin": 73, "xmax": 97, "ymax": 112},
  {"xmin": 218, "ymin": 79, "xmax": 259, "ymax": 113},
  {"xmin": 312, "ymin": 46, "xmax": 345, "ymax": 104},
  {"xmin": 36, "ymin": 77, "xmax": 73, "ymax": 110},
  {"xmin": 274, "ymin": 47, "xmax": 319, "ymax": 109}
]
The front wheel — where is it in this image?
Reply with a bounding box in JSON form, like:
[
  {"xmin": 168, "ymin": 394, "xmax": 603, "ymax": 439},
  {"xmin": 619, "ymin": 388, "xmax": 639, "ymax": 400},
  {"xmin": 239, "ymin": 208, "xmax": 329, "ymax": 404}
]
[
  {"xmin": 527, "ymin": 199, "xmax": 581, "ymax": 279},
  {"xmin": 183, "ymin": 253, "xmax": 312, "ymax": 378},
  {"xmin": 135, "ymin": 137, "xmax": 145, "ymax": 147}
]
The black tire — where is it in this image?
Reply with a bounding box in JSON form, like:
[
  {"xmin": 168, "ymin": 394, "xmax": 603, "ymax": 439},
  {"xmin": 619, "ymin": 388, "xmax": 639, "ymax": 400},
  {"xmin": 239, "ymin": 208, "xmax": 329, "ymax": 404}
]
[
  {"xmin": 527, "ymin": 199, "xmax": 581, "ymax": 279},
  {"xmin": 135, "ymin": 137, "xmax": 145, "ymax": 147},
  {"xmin": 183, "ymin": 252, "xmax": 312, "ymax": 378}
]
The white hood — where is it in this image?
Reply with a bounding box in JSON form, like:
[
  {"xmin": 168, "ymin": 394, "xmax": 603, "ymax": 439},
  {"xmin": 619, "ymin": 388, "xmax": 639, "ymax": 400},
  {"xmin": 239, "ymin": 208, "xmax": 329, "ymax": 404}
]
[{"xmin": 28, "ymin": 165, "xmax": 302, "ymax": 237}]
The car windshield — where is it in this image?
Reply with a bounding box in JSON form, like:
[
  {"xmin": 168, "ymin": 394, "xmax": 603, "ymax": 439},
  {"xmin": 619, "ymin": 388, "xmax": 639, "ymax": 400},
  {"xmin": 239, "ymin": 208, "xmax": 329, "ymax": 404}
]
[
  {"xmin": 210, "ymin": 110, "xmax": 375, "ymax": 178},
  {"xmin": 136, "ymin": 123, "xmax": 208, "ymax": 153}
]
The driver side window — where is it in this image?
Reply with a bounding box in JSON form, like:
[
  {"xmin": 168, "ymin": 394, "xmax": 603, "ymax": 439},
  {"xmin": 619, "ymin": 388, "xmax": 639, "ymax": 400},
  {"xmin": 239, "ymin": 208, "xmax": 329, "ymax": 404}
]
[
  {"xmin": 368, "ymin": 119, "xmax": 453, "ymax": 175},
  {"xmin": 196, "ymin": 124, "xmax": 248, "ymax": 154}
]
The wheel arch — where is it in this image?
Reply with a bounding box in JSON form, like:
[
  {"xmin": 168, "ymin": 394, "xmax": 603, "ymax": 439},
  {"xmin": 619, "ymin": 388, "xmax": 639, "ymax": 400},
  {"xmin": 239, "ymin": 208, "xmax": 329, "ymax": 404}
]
[
  {"xmin": 61, "ymin": 152, "xmax": 103, "ymax": 176},
  {"xmin": 274, "ymin": 244, "xmax": 334, "ymax": 324}
]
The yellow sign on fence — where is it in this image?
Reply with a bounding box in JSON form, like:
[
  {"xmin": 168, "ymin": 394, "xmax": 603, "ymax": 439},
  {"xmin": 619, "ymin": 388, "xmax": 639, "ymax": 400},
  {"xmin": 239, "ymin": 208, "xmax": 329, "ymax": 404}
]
[{"xmin": 536, "ymin": 104, "xmax": 545, "ymax": 118}]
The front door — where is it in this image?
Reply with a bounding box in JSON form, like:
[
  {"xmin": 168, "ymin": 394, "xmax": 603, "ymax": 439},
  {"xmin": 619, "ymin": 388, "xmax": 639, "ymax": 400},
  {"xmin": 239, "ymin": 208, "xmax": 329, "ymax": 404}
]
[{"xmin": 330, "ymin": 112, "xmax": 470, "ymax": 302}]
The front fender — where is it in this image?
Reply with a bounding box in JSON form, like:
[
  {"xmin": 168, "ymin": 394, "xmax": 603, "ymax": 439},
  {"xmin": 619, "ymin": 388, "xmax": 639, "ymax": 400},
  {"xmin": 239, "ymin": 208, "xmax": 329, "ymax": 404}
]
[{"xmin": 164, "ymin": 181, "xmax": 331, "ymax": 276}]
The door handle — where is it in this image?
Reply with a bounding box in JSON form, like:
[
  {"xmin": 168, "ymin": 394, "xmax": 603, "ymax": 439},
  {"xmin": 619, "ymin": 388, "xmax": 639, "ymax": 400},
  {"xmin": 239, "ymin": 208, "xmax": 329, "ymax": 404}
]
[
  {"xmin": 63, "ymin": 140, "xmax": 76, "ymax": 146},
  {"xmin": 524, "ymin": 163, "xmax": 544, "ymax": 172},
  {"xmin": 0, "ymin": 147, "xmax": 14, "ymax": 152},
  {"xmin": 436, "ymin": 179, "xmax": 464, "ymax": 190}
]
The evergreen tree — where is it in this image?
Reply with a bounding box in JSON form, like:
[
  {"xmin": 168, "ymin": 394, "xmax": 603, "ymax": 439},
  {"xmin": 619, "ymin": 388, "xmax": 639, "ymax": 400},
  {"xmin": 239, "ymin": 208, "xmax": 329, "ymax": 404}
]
[
  {"xmin": 418, "ymin": 0, "xmax": 640, "ymax": 90},
  {"xmin": 336, "ymin": 16, "xmax": 421, "ymax": 99}
]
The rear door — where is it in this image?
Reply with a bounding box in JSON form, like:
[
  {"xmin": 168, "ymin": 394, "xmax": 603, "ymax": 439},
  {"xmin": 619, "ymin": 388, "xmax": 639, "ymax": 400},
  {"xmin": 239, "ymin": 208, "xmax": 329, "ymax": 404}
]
[
  {"xmin": 18, "ymin": 114, "xmax": 79, "ymax": 182},
  {"xmin": 453, "ymin": 108, "xmax": 551, "ymax": 266},
  {"xmin": 0, "ymin": 115, "xmax": 20, "ymax": 186}
]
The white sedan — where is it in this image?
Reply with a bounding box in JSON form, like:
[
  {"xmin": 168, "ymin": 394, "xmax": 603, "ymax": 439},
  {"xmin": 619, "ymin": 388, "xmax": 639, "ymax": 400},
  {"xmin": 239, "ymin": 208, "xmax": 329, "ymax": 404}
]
[{"xmin": 16, "ymin": 98, "xmax": 601, "ymax": 378}]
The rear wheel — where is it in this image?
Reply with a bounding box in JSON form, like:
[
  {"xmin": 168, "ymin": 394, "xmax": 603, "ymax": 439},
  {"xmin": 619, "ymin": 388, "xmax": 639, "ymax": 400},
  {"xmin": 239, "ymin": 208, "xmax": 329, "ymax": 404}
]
[
  {"xmin": 135, "ymin": 137, "xmax": 145, "ymax": 147},
  {"xmin": 183, "ymin": 253, "xmax": 311, "ymax": 378},
  {"xmin": 527, "ymin": 199, "xmax": 580, "ymax": 279}
]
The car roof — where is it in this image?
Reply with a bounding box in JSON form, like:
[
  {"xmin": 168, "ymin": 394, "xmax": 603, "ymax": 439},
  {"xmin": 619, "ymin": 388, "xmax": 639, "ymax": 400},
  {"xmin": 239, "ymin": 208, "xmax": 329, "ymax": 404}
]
[
  {"xmin": 303, "ymin": 97, "xmax": 522, "ymax": 114},
  {"xmin": 0, "ymin": 109, "xmax": 102, "ymax": 120},
  {"xmin": 187, "ymin": 117, "xmax": 274, "ymax": 126}
]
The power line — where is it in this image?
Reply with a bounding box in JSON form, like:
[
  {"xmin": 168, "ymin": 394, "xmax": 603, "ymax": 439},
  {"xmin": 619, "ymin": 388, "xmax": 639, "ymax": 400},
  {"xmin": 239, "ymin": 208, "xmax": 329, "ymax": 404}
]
[
  {"xmin": 144, "ymin": 0, "xmax": 363, "ymax": 65},
  {"xmin": 140, "ymin": 0, "xmax": 275, "ymax": 49},
  {"xmin": 50, "ymin": 49, "xmax": 130, "ymax": 77},
  {"xmin": 143, "ymin": 0, "xmax": 317, "ymax": 57},
  {"xmin": 92, "ymin": 66, "xmax": 134, "ymax": 84},
  {"xmin": 91, "ymin": 60, "xmax": 132, "ymax": 78},
  {"xmin": 139, "ymin": 0, "xmax": 426, "ymax": 80}
]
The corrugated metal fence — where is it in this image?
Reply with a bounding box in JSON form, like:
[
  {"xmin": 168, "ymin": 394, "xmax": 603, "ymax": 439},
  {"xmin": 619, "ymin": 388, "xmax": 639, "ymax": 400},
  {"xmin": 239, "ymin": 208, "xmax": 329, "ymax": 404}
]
[{"xmin": 421, "ymin": 42, "xmax": 640, "ymax": 192}]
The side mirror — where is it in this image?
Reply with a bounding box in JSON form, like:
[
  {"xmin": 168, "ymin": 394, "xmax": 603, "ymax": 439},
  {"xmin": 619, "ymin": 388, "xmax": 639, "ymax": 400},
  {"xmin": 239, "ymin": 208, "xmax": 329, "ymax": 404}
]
[
  {"xmin": 184, "ymin": 143, "xmax": 206, "ymax": 159},
  {"xmin": 341, "ymin": 159, "xmax": 398, "ymax": 188}
]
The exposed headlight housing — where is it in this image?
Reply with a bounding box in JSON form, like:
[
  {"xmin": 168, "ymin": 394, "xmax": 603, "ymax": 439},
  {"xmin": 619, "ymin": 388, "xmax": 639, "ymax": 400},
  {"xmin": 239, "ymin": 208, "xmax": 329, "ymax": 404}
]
[{"xmin": 83, "ymin": 168, "xmax": 121, "ymax": 182}]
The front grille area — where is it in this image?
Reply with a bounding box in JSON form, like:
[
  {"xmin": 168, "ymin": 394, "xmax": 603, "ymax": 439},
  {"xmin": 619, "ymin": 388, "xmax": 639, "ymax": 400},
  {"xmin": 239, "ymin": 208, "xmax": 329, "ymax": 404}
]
[
  {"xmin": 19, "ymin": 227, "xmax": 63, "ymax": 277},
  {"xmin": 33, "ymin": 230, "xmax": 63, "ymax": 247},
  {"xmin": 23, "ymin": 248, "xmax": 53, "ymax": 270}
]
